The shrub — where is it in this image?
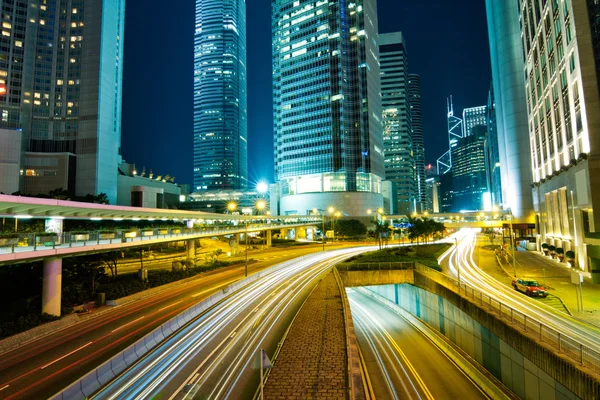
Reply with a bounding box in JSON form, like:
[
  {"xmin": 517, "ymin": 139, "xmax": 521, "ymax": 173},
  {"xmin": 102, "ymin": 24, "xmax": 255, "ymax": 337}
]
[
  {"xmin": 556, "ymin": 247, "xmax": 564, "ymax": 255},
  {"xmin": 566, "ymin": 250, "xmax": 575, "ymax": 259},
  {"xmin": 541, "ymin": 243, "xmax": 549, "ymax": 249},
  {"xmin": 548, "ymin": 245, "xmax": 556, "ymax": 252}
]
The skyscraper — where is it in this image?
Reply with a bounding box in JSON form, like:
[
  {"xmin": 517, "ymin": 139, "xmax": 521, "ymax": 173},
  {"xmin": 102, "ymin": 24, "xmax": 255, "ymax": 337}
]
[
  {"xmin": 437, "ymin": 98, "xmax": 462, "ymax": 175},
  {"xmin": 380, "ymin": 32, "xmax": 414, "ymax": 215},
  {"xmin": 0, "ymin": 0, "xmax": 125, "ymax": 203},
  {"xmin": 462, "ymin": 106, "xmax": 487, "ymax": 137},
  {"xmin": 451, "ymin": 126, "xmax": 488, "ymax": 211},
  {"xmin": 409, "ymin": 73, "xmax": 426, "ymax": 213},
  {"xmin": 485, "ymin": 0, "xmax": 534, "ymax": 222},
  {"xmin": 485, "ymin": 85, "xmax": 502, "ymax": 209},
  {"xmin": 194, "ymin": 0, "xmax": 248, "ymax": 191},
  {"xmin": 271, "ymin": 0, "xmax": 384, "ymax": 216}
]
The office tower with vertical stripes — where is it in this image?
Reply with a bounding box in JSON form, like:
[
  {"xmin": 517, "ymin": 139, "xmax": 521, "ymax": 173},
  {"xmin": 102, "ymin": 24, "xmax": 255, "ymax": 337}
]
[
  {"xmin": 0, "ymin": 0, "xmax": 125, "ymax": 203},
  {"xmin": 409, "ymin": 73, "xmax": 426, "ymax": 213},
  {"xmin": 379, "ymin": 31, "xmax": 414, "ymax": 215},
  {"xmin": 271, "ymin": 0, "xmax": 384, "ymax": 216},
  {"xmin": 194, "ymin": 0, "xmax": 248, "ymax": 191}
]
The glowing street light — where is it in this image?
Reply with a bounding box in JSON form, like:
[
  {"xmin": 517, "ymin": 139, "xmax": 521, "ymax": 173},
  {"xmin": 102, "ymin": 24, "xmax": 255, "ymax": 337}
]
[
  {"xmin": 227, "ymin": 202, "xmax": 237, "ymax": 213},
  {"xmin": 256, "ymin": 200, "xmax": 267, "ymax": 211},
  {"xmin": 256, "ymin": 181, "xmax": 269, "ymax": 193}
]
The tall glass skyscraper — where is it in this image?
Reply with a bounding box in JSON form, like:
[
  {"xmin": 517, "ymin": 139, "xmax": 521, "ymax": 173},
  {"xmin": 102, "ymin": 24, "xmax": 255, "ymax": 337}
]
[
  {"xmin": 271, "ymin": 0, "xmax": 384, "ymax": 216},
  {"xmin": 0, "ymin": 0, "xmax": 125, "ymax": 203},
  {"xmin": 194, "ymin": 0, "xmax": 248, "ymax": 191},
  {"xmin": 409, "ymin": 73, "xmax": 426, "ymax": 213},
  {"xmin": 379, "ymin": 32, "xmax": 414, "ymax": 215}
]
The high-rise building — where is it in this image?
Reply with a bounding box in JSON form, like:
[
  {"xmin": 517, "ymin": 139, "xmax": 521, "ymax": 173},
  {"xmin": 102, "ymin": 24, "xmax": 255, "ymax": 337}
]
[
  {"xmin": 462, "ymin": 106, "xmax": 487, "ymax": 137},
  {"xmin": 485, "ymin": 84, "xmax": 502, "ymax": 209},
  {"xmin": 0, "ymin": 0, "xmax": 125, "ymax": 203},
  {"xmin": 489, "ymin": 0, "xmax": 600, "ymax": 274},
  {"xmin": 271, "ymin": 0, "xmax": 384, "ymax": 216},
  {"xmin": 451, "ymin": 125, "xmax": 488, "ymax": 211},
  {"xmin": 485, "ymin": 0, "xmax": 534, "ymax": 222},
  {"xmin": 380, "ymin": 32, "xmax": 414, "ymax": 215},
  {"xmin": 409, "ymin": 73, "xmax": 426, "ymax": 213},
  {"xmin": 194, "ymin": 0, "xmax": 248, "ymax": 191},
  {"xmin": 437, "ymin": 97, "xmax": 462, "ymax": 175}
]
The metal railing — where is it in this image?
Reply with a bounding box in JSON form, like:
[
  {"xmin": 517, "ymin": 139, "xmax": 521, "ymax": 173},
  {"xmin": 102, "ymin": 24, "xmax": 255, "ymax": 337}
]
[
  {"xmin": 413, "ymin": 263, "xmax": 600, "ymax": 375},
  {"xmin": 0, "ymin": 222, "xmax": 314, "ymax": 255},
  {"xmin": 336, "ymin": 262, "xmax": 415, "ymax": 272}
]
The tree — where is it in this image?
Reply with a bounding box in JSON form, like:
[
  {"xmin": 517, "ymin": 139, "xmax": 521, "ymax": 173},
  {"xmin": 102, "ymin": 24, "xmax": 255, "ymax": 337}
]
[
  {"xmin": 334, "ymin": 219, "xmax": 367, "ymax": 238},
  {"xmin": 374, "ymin": 221, "xmax": 391, "ymax": 250},
  {"xmin": 407, "ymin": 217, "xmax": 445, "ymax": 244}
]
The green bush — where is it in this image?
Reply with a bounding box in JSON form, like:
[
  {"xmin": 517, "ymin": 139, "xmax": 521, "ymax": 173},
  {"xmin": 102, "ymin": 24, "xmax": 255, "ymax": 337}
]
[
  {"xmin": 566, "ymin": 250, "xmax": 575, "ymax": 259},
  {"xmin": 541, "ymin": 243, "xmax": 549, "ymax": 249},
  {"xmin": 340, "ymin": 244, "xmax": 449, "ymax": 272}
]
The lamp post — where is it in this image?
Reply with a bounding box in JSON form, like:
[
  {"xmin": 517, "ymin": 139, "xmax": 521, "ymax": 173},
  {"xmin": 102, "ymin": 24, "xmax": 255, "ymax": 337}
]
[
  {"xmin": 508, "ymin": 210, "xmax": 517, "ymax": 277},
  {"xmin": 256, "ymin": 200, "xmax": 266, "ymax": 248},
  {"xmin": 455, "ymin": 237, "xmax": 460, "ymax": 286},
  {"xmin": 313, "ymin": 209, "xmax": 326, "ymax": 251}
]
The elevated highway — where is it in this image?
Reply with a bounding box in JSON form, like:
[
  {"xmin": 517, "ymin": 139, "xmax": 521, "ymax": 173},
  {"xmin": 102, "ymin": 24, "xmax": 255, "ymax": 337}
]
[{"xmin": 0, "ymin": 195, "xmax": 322, "ymax": 316}]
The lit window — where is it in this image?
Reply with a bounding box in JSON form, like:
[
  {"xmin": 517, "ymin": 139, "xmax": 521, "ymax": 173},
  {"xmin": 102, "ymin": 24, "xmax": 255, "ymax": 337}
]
[
  {"xmin": 57, "ymin": 79, "xmax": 63, "ymax": 85},
  {"xmin": 2, "ymin": 22, "xmax": 11, "ymax": 29},
  {"xmin": 15, "ymin": 41, "xmax": 22, "ymax": 47}
]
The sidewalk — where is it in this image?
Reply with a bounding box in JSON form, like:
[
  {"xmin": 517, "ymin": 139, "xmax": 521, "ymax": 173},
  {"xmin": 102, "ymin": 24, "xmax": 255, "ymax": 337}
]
[{"xmin": 475, "ymin": 235, "xmax": 600, "ymax": 326}]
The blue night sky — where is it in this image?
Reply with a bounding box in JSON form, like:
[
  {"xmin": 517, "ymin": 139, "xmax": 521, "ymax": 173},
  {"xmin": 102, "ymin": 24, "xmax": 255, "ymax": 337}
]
[{"xmin": 121, "ymin": 0, "xmax": 491, "ymax": 188}]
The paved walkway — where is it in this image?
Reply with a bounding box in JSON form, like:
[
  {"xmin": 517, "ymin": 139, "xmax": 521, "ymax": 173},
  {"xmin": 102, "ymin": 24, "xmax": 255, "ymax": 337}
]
[
  {"xmin": 264, "ymin": 271, "xmax": 348, "ymax": 400},
  {"xmin": 475, "ymin": 235, "xmax": 600, "ymax": 326}
]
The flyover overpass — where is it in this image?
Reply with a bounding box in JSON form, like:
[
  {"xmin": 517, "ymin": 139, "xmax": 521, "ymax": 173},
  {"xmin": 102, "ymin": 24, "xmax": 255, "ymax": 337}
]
[
  {"xmin": 0, "ymin": 195, "xmax": 322, "ymax": 316},
  {"xmin": 387, "ymin": 210, "xmax": 511, "ymax": 229}
]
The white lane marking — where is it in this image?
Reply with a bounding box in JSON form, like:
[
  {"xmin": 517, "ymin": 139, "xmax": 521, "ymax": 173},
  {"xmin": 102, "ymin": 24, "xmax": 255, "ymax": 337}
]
[
  {"xmin": 158, "ymin": 301, "xmax": 182, "ymax": 312},
  {"xmin": 0, "ymin": 385, "xmax": 9, "ymax": 392},
  {"xmin": 189, "ymin": 373, "xmax": 200, "ymax": 385},
  {"xmin": 41, "ymin": 342, "xmax": 93, "ymax": 369},
  {"xmin": 191, "ymin": 288, "xmax": 214, "ymax": 298},
  {"xmin": 111, "ymin": 316, "xmax": 145, "ymax": 333},
  {"xmin": 229, "ymin": 331, "xmax": 237, "ymax": 338}
]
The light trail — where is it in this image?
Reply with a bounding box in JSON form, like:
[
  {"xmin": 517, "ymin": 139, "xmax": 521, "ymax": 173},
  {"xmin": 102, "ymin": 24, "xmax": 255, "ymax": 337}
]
[
  {"xmin": 91, "ymin": 247, "xmax": 377, "ymax": 400},
  {"xmin": 447, "ymin": 229, "xmax": 600, "ymax": 352}
]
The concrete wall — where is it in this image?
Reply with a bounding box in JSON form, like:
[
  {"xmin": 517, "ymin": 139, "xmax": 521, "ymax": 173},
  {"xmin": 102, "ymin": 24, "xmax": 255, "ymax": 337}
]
[
  {"xmin": 365, "ymin": 282, "xmax": 589, "ymax": 400},
  {"xmin": 340, "ymin": 269, "xmax": 414, "ymax": 287},
  {"xmin": 0, "ymin": 128, "xmax": 21, "ymax": 194}
]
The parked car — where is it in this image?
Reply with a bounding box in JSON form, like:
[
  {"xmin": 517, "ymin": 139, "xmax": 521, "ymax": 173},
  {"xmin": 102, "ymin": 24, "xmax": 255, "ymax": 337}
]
[{"xmin": 512, "ymin": 278, "xmax": 548, "ymax": 297}]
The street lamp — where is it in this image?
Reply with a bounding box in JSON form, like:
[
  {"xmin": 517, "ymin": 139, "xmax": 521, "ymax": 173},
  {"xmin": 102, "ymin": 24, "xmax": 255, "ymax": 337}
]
[
  {"xmin": 256, "ymin": 200, "xmax": 266, "ymax": 214},
  {"xmin": 507, "ymin": 210, "xmax": 517, "ymax": 277},
  {"xmin": 227, "ymin": 202, "xmax": 237, "ymax": 213},
  {"xmin": 313, "ymin": 208, "xmax": 326, "ymax": 251}
]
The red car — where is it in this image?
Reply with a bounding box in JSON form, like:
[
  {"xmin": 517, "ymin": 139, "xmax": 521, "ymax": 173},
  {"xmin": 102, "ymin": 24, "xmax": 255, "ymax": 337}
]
[{"xmin": 512, "ymin": 278, "xmax": 548, "ymax": 297}]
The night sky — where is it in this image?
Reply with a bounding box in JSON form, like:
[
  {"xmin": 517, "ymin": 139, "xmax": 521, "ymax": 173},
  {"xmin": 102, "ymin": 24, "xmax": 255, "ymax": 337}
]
[{"xmin": 121, "ymin": 0, "xmax": 491, "ymax": 188}]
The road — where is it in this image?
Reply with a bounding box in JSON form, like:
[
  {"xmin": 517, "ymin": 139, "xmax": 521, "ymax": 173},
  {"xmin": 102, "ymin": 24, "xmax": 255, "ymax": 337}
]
[
  {"xmin": 91, "ymin": 247, "xmax": 373, "ymax": 400},
  {"xmin": 443, "ymin": 230, "xmax": 600, "ymax": 356},
  {"xmin": 0, "ymin": 245, "xmax": 330, "ymax": 400},
  {"xmin": 347, "ymin": 289, "xmax": 489, "ymax": 400}
]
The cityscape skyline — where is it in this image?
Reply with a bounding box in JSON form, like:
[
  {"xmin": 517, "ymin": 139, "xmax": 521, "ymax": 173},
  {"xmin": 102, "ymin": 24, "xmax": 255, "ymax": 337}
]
[{"xmin": 120, "ymin": 0, "xmax": 491, "ymax": 187}]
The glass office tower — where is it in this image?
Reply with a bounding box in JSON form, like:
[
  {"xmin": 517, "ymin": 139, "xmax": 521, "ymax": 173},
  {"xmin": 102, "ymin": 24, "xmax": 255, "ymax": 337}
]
[
  {"xmin": 194, "ymin": 0, "xmax": 248, "ymax": 191},
  {"xmin": 0, "ymin": 0, "xmax": 125, "ymax": 203},
  {"xmin": 409, "ymin": 73, "xmax": 426, "ymax": 213},
  {"xmin": 379, "ymin": 32, "xmax": 414, "ymax": 215},
  {"xmin": 272, "ymin": 0, "xmax": 384, "ymax": 216}
]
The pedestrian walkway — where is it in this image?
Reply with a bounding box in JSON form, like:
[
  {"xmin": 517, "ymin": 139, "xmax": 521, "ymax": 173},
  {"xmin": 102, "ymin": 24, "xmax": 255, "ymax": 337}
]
[
  {"xmin": 263, "ymin": 271, "xmax": 348, "ymax": 400},
  {"xmin": 475, "ymin": 235, "xmax": 600, "ymax": 326}
]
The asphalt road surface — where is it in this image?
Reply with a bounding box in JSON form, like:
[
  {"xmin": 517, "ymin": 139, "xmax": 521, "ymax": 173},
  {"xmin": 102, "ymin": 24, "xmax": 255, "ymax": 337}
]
[
  {"xmin": 348, "ymin": 289, "xmax": 489, "ymax": 400},
  {"xmin": 0, "ymin": 245, "xmax": 333, "ymax": 400}
]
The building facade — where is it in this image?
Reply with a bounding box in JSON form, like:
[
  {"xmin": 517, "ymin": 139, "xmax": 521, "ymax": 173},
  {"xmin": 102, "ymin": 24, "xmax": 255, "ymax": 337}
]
[
  {"xmin": 193, "ymin": 0, "xmax": 248, "ymax": 191},
  {"xmin": 486, "ymin": 0, "xmax": 535, "ymax": 222},
  {"xmin": 409, "ymin": 73, "xmax": 426, "ymax": 213},
  {"xmin": 379, "ymin": 32, "xmax": 414, "ymax": 215},
  {"xmin": 520, "ymin": 0, "xmax": 600, "ymax": 275},
  {"xmin": 272, "ymin": 0, "xmax": 384, "ymax": 216},
  {"xmin": 451, "ymin": 125, "xmax": 488, "ymax": 212},
  {"xmin": 485, "ymin": 85, "xmax": 503, "ymax": 209},
  {"xmin": 0, "ymin": 0, "xmax": 125, "ymax": 203},
  {"xmin": 462, "ymin": 106, "xmax": 487, "ymax": 137}
]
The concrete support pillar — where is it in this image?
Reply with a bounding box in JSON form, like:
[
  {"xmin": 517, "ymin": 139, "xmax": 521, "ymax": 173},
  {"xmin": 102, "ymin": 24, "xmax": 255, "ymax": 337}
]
[
  {"xmin": 42, "ymin": 257, "xmax": 63, "ymax": 317},
  {"xmin": 265, "ymin": 230, "xmax": 272, "ymax": 247},
  {"xmin": 187, "ymin": 239, "xmax": 196, "ymax": 261},
  {"xmin": 294, "ymin": 227, "xmax": 299, "ymax": 242},
  {"xmin": 229, "ymin": 234, "xmax": 240, "ymax": 256},
  {"xmin": 280, "ymin": 228, "xmax": 288, "ymax": 240}
]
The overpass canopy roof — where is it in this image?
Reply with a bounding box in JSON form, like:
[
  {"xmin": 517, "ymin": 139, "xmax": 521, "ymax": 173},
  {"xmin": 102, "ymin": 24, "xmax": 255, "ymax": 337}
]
[{"xmin": 0, "ymin": 195, "xmax": 319, "ymax": 223}]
